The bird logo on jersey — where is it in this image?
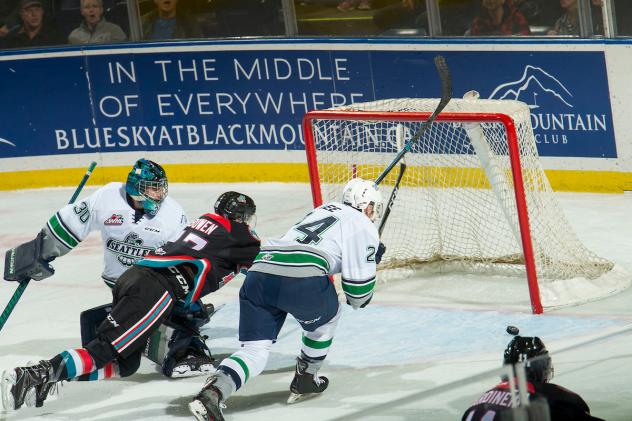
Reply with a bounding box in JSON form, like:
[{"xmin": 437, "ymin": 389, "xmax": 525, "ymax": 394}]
[{"xmin": 106, "ymin": 232, "xmax": 155, "ymax": 266}]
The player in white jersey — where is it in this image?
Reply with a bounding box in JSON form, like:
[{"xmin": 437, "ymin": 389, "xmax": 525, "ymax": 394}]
[
  {"xmin": 43, "ymin": 160, "xmax": 186, "ymax": 287},
  {"xmin": 3, "ymin": 159, "xmax": 216, "ymax": 383},
  {"xmin": 188, "ymin": 177, "xmax": 386, "ymax": 421}
]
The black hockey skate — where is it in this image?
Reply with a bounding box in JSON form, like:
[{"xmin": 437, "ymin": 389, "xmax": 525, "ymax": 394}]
[
  {"xmin": 188, "ymin": 377, "xmax": 225, "ymax": 421},
  {"xmin": 1, "ymin": 360, "xmax": 54, "ymax": 411},
  {"xmin": 25, "ymin": 360, "xmax": 62, "ymax": 408},
  {"xmin": 34, "ymin": 378, "xmax": 62, "ymax": 407},
  {"xmin": 287, "ymin": 357, "xmax": 329, "ymax": 404}
]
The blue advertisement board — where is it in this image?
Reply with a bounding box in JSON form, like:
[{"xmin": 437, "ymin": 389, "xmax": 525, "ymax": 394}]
[{"xmin": 0, "ymin": 45, "xmax": 616, "ymax": 159}]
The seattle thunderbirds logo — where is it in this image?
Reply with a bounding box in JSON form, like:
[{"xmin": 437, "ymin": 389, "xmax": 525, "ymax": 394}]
[
  {"xmin": 489, "ymin": 65, "xmax": 573, "ymax": 110},
  {"xmin": 106, "ymin": 232, "xmax": 155, "ymax": 266}
]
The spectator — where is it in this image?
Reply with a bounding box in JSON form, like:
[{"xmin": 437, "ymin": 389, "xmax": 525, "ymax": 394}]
[
  {"xmin": 548, "ymin": 0, "xmax": 579, "ymax": 35},
  {"xmin": 68, "ymin": 0, "xmax": 126, "ymax": 44},
  {"xmin": 141, "ymin": 0, "xmax": 202, "ymax": 40},
  {"xmin": 337, "ymin": 0, "xmax": 371, "ymax": 12},
  {"xmin": 0, "ymin": 0, "xmax": 20, "ymax": 37},
  {"xmin": 461, "ymin": 335, "xmax": 604, "ymax": 421},
  {"xmin": 548, "ymin": 0, "xmax": 603, "ymax": 36},
  {"xmin": 2, "ymin": 0, "xmax": 63, "ymax": 49},
  {"xmin": 469, "ymin": 0, "xmax": 531, "ymax": 36}
]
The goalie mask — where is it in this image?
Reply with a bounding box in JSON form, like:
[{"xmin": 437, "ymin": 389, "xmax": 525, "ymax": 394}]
[
  {"xmin": 126, "ymin": 159, "xmax": 168, "ymax": 216},
  {"xmin": 341, "ymin": 178, "xmax": 383, "ymax": 222},
  {"xmin": 503, "ymin": 335, "xmax": 554, "ymax": 383},
  {"xmin": 214, "ymin": 191, "xmax": 256, "ymax": 224}
]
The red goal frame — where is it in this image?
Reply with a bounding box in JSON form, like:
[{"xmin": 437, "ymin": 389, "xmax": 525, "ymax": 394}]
[{"xmin": 302, "ymin": 110, "xmax": 544, "ymax": 314}]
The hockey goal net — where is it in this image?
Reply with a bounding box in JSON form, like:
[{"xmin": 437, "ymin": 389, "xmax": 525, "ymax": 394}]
[{"xmin": 303, "ymin": 98, "xmax": 629, "ymax": 313}]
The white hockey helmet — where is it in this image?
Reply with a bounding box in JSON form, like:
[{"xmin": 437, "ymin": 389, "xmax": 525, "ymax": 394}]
[{"xmin": 341, "ymin": 177, "xmax": 383, "ymax": 222}]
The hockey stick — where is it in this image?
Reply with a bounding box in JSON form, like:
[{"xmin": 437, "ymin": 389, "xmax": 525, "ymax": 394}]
[
  {"xmin": 0, "ymin": 161, "xmax": 97, "ymax": 332},
  {"xmin": 378, "ymin": 124, "xmax": 407, "ymax": 236},
  {"xmin": 374, "ymin": 55, "xmax": 452, "ymax": 186}
]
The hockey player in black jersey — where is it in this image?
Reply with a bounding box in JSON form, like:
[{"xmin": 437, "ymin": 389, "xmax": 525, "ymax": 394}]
[
  {"xmin": 0, "ymin": 191, "xmax": 260, "ymax": 412},
  {"xmin": 461, "ymin": 335, "xmax": 604, "ymax": 421}
]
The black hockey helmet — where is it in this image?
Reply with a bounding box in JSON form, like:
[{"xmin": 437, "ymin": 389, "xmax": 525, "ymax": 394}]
[
  {"xmin": 214, "ymin": 191, "xmax": 256, "ymax": 224},
  {"xmin": 503, "ymin": 336, "xmax": 554, "ymax": 383}
]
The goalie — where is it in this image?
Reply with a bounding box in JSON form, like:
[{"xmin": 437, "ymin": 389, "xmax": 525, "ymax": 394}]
[
  {"xmin": 1, "ymin": 191, "xmax": 260, "ymax": 412},
  {"xmin": 3, "ymin": 159, "xmax": 221, "ymax": 381}
]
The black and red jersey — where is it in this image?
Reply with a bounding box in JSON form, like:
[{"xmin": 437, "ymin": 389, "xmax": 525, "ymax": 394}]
[
  {"xmin": 462, "ymin": 380, "xmax": 603, "ymax": 421},
  {"xmin": 137, "ymin": 213, "xmax": 260, "ymax": 306}
]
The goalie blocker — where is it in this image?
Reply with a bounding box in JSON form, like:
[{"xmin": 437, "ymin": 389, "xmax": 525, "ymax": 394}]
[{"xmin": 4, "ymin": 232, "xmax": 54, "ymax": 282}]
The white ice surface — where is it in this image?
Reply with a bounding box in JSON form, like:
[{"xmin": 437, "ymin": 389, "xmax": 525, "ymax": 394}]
[{"xmin": 1, "ymin": 183, "xmax": 631, "ymax": 420}]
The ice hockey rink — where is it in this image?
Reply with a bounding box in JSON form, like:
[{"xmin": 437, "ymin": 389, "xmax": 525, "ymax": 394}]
[{"xmin": 1, "ymin": 182, "xmax": 631, "ymax": 421}]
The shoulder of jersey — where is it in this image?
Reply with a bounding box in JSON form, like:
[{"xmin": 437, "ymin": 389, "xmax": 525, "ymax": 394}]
[
  {"xmin": 162, "ymin": 196, "xmax": 185, "ymax": 212},
  {"xmin": 96, "ymin": 182, "xmax": 126, "ymax": 200},
  {"xmin": 329, "ymin": 202, "xmax": 363, "ymax": 219},
  {"xmin": 102, "ymin": 181, "xmax": 124, "ymax": 191},
  {"xmin": 338, "ymin": 202, "xmax": 379, "ymax": 234},
  {"xmin": 90, "ymin": 182, "xmax": 125, "ymax": 203},
  {"xmin": 201, "ymin": 213, "xmax": 232, "ymax": 232}
]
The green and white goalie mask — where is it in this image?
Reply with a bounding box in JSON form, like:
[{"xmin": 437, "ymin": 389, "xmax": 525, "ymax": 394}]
[{"xmin": 126, "ymin": 159, "xmax": 168, "ymax": 216}]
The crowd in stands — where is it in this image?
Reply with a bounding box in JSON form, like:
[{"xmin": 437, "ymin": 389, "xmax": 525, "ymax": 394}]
[
  {"xmin": 300, "ymin": 0, "xmax": 615, "ymax": 37},
  {"xmin": 0, "ymin": 0, "xmax": 625, "ymax": 51}
]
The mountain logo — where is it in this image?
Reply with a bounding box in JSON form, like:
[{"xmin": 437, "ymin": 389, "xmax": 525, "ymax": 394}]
[
  {"xmin": 0, "ymin": 137, "xmax": 16, "ymax": 147},
  {"xmin": 489, "ymin": 65, "xmax": 573, "ymax": 110}
]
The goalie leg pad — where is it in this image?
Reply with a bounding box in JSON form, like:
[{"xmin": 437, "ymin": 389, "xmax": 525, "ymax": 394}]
[
  {"xmin": 4, "ymin": 233, "xmax": 54, "ymax": 282},
  {"xmin": 80, "ymin": 304, "xmax": 113, "ymax": 347}
]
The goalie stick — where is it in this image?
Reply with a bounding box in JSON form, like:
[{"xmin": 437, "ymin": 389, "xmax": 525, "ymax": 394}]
[
  {"xmin": 0, "ymin": 161, "xmax": 97, "ymax": 333},
  {"xmin": 374, "ymin": 55, "xmax": 452, "ymax": 186},
  {"xmin": 378, "ymin": 124, "xmax": 407, "ymax": 236}
]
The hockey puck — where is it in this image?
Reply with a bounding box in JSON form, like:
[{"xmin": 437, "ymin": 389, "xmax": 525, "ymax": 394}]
[{"xmin": 506, "ymin": 325, "xmax": 519, "ymax": 335}]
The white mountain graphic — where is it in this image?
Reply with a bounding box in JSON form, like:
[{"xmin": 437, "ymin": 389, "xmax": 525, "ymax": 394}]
[
  {"xmin": 0, "ymin": 137, "xmax": 16, "ymax": 147},
  {"xmin": 489, "ymin": 65, "xmax": 573, "ymax": 110}
]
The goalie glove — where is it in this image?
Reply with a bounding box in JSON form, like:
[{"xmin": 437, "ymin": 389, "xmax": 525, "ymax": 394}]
[
  {"xmin": 375, "ymin": 242, "xmax": 386, "ymax": 265},
  {"xmin": 4, "ymin": 232, "xmax": 55, "ymax": 282}
]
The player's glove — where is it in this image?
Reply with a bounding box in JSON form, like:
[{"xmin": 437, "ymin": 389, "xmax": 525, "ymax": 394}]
[
  {"xmin": 375, "ymin": 242, "xmax": 386, "ymax": 265},
  {"xmin": 4, "ymin": 232, "xmax": 55, "ymax": 282}
]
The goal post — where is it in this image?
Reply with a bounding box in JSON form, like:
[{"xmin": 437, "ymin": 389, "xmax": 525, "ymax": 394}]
[{"xmin": 302, "ymin": 97, "xmax": 630, "ymax": 313}]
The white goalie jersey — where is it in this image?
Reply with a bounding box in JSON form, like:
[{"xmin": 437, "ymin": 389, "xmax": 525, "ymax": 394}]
[
  {"xmin": 43, "ymin": 182, "xmax": 187, "ymax": 286},
  {"xmin": 252, "ymin": 202, "xmax": 380, "ymax": 307}
]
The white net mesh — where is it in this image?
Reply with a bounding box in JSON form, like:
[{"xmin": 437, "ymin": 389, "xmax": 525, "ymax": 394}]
[{"xmin": 306, "ymin": 98, "xmax": 630, "ymax": 309}]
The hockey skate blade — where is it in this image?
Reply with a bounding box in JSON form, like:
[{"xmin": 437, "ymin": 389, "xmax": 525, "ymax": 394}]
[
  {"xmin": 189, "ymin": 399, "xmax": 217, "ymax": 421},
  {"xmin": 287, "ymin": 391, "xmax": 322, "ymax": 404},
  {"xmin": 1, "ymin": 369, "xmax": 16, "ymax": 411}
]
